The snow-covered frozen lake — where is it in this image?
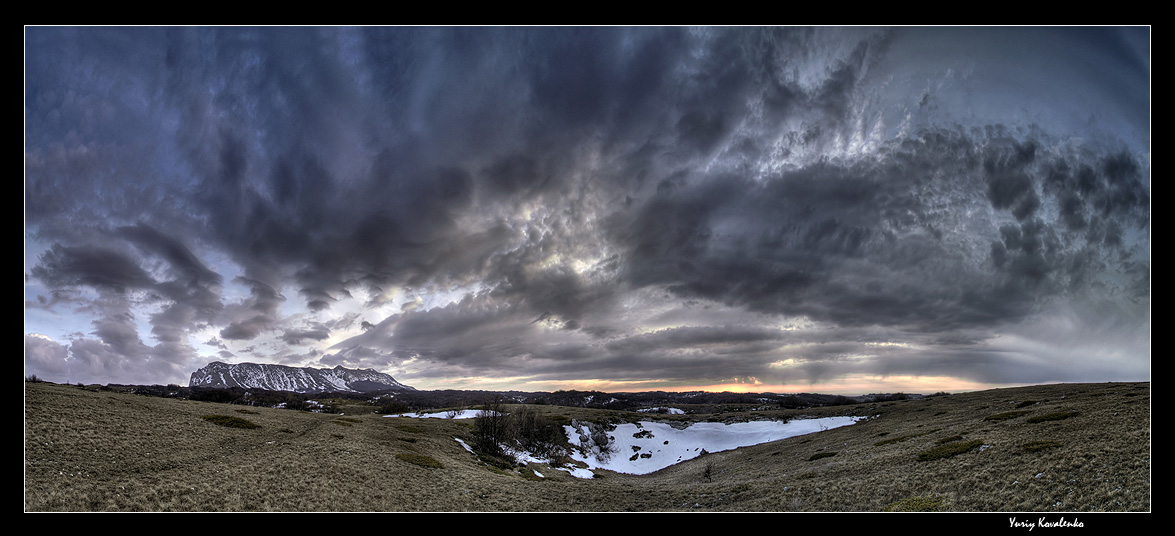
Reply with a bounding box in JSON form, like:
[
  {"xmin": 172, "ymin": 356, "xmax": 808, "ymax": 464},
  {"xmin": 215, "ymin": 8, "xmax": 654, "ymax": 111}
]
[
  {"xmin": 388, "ymin": 409, "xmax": 864, "ymax": 478},
  {"xmin": 564, "ymin": 417, "xmax": 862, "ymax": 475}
]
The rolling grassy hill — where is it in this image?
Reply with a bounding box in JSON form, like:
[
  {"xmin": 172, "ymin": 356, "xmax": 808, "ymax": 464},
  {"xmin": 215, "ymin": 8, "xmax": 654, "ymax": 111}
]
[{"xmin": 24, "ymin": 380, "xmax": 1149, "ymax": 512}]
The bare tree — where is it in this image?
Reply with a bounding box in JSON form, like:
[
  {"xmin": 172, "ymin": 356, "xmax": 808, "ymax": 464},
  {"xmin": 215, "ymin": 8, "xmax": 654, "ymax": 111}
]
[{"xmin": 472, "ymin": 396, "xmax": 509, "ymax": 454}]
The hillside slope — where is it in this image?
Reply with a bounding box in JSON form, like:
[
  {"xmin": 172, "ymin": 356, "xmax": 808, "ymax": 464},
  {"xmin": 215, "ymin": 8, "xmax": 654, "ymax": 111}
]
[{"xmin": 24, "ymin": 381, "xmax": 1149, "ymax": 512}]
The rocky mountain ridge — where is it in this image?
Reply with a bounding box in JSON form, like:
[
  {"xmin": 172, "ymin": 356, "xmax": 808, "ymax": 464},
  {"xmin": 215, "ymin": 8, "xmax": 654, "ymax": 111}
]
[{"xmin": 189, "ymin": 361, "xmax": 413, "ymax": 393}]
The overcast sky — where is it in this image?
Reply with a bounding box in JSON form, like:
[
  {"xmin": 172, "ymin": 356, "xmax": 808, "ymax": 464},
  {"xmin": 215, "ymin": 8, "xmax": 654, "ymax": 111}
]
[{"xmin": 25, "ymin": 27, "xmax": 1149, "ymax": 394}]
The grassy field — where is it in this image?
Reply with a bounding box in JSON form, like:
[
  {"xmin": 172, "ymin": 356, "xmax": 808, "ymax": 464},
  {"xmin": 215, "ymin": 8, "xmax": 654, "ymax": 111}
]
[{"xmin": 24, "ymin": 380, "xmax": 1149, "ymax": 512}]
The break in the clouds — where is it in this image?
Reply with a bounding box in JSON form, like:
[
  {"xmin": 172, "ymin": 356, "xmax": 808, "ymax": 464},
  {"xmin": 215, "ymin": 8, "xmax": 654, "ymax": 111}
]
[{"xmin": 25, "ymin": 26, "xmax": 1149, "ymax": 394}]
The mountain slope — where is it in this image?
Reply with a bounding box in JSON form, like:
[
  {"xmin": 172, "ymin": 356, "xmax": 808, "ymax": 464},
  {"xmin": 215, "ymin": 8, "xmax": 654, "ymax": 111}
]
[{"xmin": 189, "ymin": 361, "xmax": 413, "ymax": 393}]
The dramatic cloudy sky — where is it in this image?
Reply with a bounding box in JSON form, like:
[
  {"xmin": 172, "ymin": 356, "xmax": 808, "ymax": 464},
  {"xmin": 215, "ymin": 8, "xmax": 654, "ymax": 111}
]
[{"xmin": 25, "ymin": 27, "xmax": 1150, "ymax": 394}]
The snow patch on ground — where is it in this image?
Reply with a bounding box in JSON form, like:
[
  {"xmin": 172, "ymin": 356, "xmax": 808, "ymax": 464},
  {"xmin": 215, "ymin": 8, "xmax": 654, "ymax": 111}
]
[
  {"xmin": 636, "ymin": 407, "xmax": 686, "ymax": 414},
  {"xmin": 565, "ymin": 417, "xmax": 863, "ymax": 476},
  {"xmin": 385, "ymin": 409, "xmax": 485, "ymax": 419}
]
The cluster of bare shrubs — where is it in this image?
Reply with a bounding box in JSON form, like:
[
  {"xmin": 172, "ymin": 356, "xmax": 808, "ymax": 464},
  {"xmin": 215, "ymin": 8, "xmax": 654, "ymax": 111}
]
[{"xmin": 471, "ymin": 397, "xmax": 566, "ymax": 460}]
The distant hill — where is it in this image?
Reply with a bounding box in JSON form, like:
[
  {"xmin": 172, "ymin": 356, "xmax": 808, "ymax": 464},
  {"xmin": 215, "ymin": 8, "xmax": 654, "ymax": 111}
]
[{"xmin": 189, "ymin": 361, "xmax": 414, "ymax": 393}]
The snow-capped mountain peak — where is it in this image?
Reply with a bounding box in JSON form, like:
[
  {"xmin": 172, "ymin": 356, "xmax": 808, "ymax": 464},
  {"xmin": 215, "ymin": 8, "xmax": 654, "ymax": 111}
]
[{"xmin": 189, "ymin": 361, "xmax": 414, "ymax": 393}]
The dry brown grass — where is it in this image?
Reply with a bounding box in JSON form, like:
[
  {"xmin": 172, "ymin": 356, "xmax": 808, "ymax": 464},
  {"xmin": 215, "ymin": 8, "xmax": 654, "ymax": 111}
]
[{"xmin": 24, "ymin": 380, "xmax": 1149, "ymax": 512}]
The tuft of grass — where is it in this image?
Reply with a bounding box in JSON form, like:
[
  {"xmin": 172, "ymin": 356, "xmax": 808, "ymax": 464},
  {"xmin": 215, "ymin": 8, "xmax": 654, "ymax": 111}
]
[
  {"xmin": 917, "ymin": 439, "xmax": 984, "ymax": 461},
  {"xmin": 547, "ymin": 414, "xmax": 572, "ymax": 425},
  {"xmin": 234, "ymin": 409, "xmax": 260, "ymax": 414},
  {"xmin": 883, "ymin": 494, "xmax": 946, "ymax": 512},
  {"xmin": 807, "ymin": 451, "xmax": 837, "ymax": 461},
  {"xmin": 1015, "ymin": 400, "xmax": 1040, "ymax": 408},
  {"xmin": 1022, "ymin": 440, "xmax": 1062, "ymax": 452},
  {"xmin": 476, "ymin": 453, "xmax": 517, "ymax": 472},
  {"xmin": 200, "ymin": 415, "xmax": 260, "ymax": 429},
  {"xmin": 874, "ymin": 434, "xmax": 917, "ymax": 446},
  {"xmin": 397, "ymin": 453, "xmax": 444, "ymax": 469},
  {"xmin": 984, "ymin": 410, "xmax": 1030, "ymax": 421},
  {"xmin": 1027, "ymin": 411, "xmax": 1079, "ymax": 423}
]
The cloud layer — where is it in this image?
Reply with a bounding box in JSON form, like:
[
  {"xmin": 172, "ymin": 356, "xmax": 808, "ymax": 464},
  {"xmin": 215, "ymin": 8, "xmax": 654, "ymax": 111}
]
[{"xmin": 25, "ymin": 27, "xmax": 1149, "ymax": 392}]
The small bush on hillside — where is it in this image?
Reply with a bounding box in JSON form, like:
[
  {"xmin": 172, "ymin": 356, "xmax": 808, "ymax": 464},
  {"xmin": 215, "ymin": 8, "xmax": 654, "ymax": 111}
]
[
  {"xmin": 884, "ymin": 495, "xmax": 946, "ymax": 512},
  {"xmin": 808, "ymin": 451, "xmax": 837, "ymax": 461},
  {"xmin": 917, "ymin": 439, "xmax": 984, "ymax": 461},
  {"xmin": 984, "ymin": 410, "xmax": 1030, "ymax": 421},
  {"xmin": 1027, "ymin": 411, "xmax": 1079, "ymax": 423},
  {"xmin": 397, "ymin": 453, "xmax": 443, "ymax": 469},
  {"xmin": 476, "ymin": 452, "xmax": 518, "ymax": 473},
  {"xmin": 875, "ymin": 434, "xmax": 919, "ymax": 446},
  {"xmin": 1022, "ymin": 440, "xmax": 1062, "ymax": 452},
  {"xmin": 201, "ymin": 415, "xmax": 260, "ymax": 429}
]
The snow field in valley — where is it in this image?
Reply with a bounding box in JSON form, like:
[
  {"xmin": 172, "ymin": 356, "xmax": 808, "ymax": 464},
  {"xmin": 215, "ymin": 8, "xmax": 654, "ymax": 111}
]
[
  {"xmin": 564, "ymin": 417, "xmax": 863, "ymax": 475},
  {"xmin": 391, "ymin": 408, "xmax": 864, "ymax": 478}
]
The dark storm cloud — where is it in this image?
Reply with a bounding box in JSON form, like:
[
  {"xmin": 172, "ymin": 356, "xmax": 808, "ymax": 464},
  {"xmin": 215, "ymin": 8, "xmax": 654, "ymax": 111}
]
[
  {"xmin": 219, "ymin": 277, "xmax": 285, "ymax": 340},
  {"xmin": 280, "ymin": 323, "xmax": 332, "ymax": 345},
  {"xmin": 31, "ymin": 244, "xmax": 156, "ymax": 294},
  {"xmin": 26, "ymin": 26, "xmax": 1148, "ymax": 389},
  {"xmin": 606, "ymin": 123, "xmax": 1148, "ymax": 337}
]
